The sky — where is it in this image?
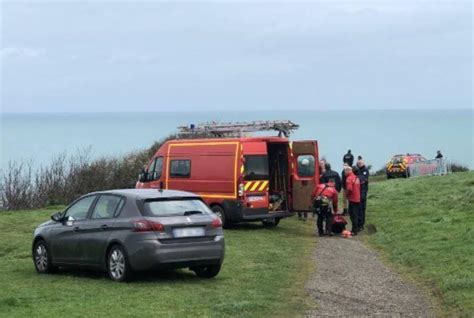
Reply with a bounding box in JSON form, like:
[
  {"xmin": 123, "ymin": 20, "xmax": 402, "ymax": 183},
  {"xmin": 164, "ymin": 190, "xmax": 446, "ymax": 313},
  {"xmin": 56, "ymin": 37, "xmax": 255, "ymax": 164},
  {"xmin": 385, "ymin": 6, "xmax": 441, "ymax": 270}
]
[{"xmin": 0, "ymin": 0, "xmax": 472, "ymax": 113}]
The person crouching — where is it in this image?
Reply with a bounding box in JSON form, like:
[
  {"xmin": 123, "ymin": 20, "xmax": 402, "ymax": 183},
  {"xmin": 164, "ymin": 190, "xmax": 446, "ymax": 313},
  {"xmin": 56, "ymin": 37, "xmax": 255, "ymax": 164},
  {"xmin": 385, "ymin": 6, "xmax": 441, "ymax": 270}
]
[{"xmin": 312, "ymin": 179, "xmax": 338, "ymax": 237}]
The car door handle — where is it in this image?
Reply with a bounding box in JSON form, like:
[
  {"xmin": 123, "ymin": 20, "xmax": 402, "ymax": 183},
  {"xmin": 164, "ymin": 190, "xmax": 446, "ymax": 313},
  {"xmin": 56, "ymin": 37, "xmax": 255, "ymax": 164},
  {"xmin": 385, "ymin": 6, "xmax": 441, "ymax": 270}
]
[
  {"xmin": 73, "ymin": 226, "xmax": 80, "ymax": 232},
  {"xmin": 100, "ymin": 224, "xmax": 108, "ymax": 230}
]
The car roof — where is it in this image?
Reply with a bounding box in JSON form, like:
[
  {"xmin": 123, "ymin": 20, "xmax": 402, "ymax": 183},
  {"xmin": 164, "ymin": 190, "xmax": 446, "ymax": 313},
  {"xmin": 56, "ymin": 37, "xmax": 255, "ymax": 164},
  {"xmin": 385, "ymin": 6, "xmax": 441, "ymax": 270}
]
[{"xmin": 93, "ymin": 189, "xmax": 200, "ymax": 200}]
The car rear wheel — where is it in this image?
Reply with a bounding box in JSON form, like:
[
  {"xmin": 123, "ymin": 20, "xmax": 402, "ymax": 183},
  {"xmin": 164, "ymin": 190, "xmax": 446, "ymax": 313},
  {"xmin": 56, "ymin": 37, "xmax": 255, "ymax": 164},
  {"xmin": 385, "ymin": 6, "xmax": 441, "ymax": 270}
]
[
  {"xmin": 107, "ymin": 245, "xmax": 131, "ymax": 282},
  {"xmin": 33, "ymin": 240, "xmax": 57, "ymax": 274},
  {"xmin": 211, "ymin": 205, "xmax": 227, "ymax": 228},
  {"xmin": 262, "ymin": 217, "xmax": 280, "ymax": 228},
  {"xmin": 193, "ymin": 264, "xmax": 221, "ymax": 278}
]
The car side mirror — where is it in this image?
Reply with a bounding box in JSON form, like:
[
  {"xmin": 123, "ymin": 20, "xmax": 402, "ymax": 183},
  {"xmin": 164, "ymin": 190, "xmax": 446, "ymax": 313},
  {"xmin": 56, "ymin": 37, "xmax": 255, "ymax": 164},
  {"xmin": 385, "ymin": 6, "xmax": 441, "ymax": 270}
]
[{"xmin": 51, "ymin": 211, "xmax": 65, "ymax": 222}]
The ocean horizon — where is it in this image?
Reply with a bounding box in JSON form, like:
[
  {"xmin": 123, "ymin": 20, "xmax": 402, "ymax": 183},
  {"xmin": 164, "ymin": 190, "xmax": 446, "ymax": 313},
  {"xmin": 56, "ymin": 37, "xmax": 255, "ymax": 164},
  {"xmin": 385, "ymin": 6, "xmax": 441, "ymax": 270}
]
[{"xmin": 1, "ymin": 109, "xmax": 473, "ymax": 173}]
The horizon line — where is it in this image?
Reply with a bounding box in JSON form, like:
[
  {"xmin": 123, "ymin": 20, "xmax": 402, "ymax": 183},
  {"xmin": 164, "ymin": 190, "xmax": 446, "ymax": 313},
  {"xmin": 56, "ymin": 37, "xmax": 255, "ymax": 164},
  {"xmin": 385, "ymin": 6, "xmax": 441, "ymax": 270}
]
[{"xmin": 1, "ymin": 107, "xmax": 472, "ymax": 115}]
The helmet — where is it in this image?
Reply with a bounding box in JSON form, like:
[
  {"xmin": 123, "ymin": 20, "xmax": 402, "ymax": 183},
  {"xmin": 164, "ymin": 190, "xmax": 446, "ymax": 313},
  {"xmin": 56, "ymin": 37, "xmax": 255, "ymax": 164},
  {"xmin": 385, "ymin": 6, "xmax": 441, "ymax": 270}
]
[
  {"xmin": 341, "ymin": 230, "xmax": 352, "ymax": 238},
  {"xmin": 301, "ymin": 158, "xmax": 310, "ymax": 166}
]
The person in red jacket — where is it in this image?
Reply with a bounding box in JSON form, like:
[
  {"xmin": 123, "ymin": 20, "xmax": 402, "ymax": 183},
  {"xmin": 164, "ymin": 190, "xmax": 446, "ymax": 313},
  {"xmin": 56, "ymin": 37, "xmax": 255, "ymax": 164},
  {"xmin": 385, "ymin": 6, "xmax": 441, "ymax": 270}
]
[
  {"xmin": 345, "ymin": 166, "xmax": 361, "ymax": 235},
  {"xmin": 312, "ymin": 180, "xmax": 338, "ymax": 236}
]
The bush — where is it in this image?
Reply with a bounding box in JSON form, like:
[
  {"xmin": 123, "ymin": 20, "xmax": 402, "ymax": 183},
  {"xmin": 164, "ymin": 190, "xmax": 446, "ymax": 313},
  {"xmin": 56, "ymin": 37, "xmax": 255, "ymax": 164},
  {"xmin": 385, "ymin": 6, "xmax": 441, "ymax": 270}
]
[
  {"xmin": 371, "ymin": 166, "xmax": 386, "ymax": 176},
  {"xmin": 0, "ymin": 132, "xmax": 214, "ymax": 211},
  {"xmin": 1, "ymin": 161, "xmax": 35, "ymax": 210},
  {"xmin": 450, "ymin": 163, "xmax": 469, "ymax": 173},
  {"xmin": 0, "ymin": 149, "xmax": 146, "ymax": 210}
]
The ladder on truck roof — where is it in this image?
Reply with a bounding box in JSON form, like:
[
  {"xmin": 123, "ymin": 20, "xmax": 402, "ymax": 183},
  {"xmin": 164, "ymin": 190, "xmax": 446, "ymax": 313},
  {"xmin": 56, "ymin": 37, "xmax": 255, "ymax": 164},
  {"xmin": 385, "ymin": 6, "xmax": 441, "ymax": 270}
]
[{"xmin": 177, "ymin": 120, "xmax": 299, "ymax": 138}]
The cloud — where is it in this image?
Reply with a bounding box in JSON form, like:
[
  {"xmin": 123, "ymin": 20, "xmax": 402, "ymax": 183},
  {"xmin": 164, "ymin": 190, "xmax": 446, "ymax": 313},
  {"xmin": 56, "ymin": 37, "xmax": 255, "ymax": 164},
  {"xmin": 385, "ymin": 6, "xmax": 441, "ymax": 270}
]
[{"xmin": 0, "ymin": 47, "xmax": 46, "ymax": 60}]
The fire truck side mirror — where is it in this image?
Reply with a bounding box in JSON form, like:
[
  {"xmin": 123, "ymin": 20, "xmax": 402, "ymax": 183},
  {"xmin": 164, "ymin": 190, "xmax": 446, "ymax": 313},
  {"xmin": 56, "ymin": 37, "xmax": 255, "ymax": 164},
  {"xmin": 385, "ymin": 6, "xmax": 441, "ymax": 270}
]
[{"xmin": 138, "ymin": 169, "xmax": 147, "ymax": 182}]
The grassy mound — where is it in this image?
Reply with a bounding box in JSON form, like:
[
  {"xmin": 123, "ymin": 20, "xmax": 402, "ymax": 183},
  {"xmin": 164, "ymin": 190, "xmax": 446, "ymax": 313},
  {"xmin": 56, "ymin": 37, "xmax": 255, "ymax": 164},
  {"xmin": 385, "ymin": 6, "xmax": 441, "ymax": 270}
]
[
  {"xmin": 0, "ymin": 211, "xmax": 315, "ymax": 317},
  {"xmin": 366, "ymin": 171, "xmax": 474, "ymax": 317}
]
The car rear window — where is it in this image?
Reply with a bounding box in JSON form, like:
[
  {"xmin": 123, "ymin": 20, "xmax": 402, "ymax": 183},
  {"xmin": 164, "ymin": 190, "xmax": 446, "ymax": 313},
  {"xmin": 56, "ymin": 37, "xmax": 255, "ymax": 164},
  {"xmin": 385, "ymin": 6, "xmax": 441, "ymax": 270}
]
[{"xmin": 142, "ymin": 199, "xmax": 213, "ymax": 217}]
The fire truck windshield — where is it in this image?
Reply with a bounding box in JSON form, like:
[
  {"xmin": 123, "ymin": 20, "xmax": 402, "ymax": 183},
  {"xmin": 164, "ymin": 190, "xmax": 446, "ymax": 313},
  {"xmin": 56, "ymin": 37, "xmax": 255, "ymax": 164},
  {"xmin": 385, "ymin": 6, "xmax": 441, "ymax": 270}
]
[{"xmin": 244, "ymin": 155, "xmax": 269, "ymax": 180}]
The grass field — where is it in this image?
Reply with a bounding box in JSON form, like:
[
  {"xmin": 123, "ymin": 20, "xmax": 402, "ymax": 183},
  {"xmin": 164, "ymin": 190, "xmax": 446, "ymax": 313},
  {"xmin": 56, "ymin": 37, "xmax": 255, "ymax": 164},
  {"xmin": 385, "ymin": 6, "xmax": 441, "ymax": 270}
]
[
  {"xmin": 366, "ymin": 171, "xmax": 474, "ymax": 317},
  {"xmin": 0, "ymin": 209, "xmax": 316, "ymax": 317}
]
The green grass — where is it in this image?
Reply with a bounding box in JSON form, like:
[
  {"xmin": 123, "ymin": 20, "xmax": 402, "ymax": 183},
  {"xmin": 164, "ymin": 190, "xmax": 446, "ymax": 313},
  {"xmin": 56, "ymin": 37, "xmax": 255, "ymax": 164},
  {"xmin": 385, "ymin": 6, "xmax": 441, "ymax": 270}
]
[
  {"xmin": 0, "ymin": 209, "xmax": 316, "ymax": 317},
  {"xmin": 366, "ymin": 171, "xmax": 474, "ymax": 317}
]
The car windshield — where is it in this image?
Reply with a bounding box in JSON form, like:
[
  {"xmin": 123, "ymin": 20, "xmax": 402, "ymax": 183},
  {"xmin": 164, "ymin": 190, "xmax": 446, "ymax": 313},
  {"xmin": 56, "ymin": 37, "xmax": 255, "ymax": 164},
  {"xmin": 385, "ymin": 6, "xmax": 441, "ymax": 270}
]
[
  {"xmin": 143, "ymin": 199, "xmax": 213, "ymax": 217},
  {"xmin": 391, "ymin": 156, "xmax": 404, "ymax": 164}
]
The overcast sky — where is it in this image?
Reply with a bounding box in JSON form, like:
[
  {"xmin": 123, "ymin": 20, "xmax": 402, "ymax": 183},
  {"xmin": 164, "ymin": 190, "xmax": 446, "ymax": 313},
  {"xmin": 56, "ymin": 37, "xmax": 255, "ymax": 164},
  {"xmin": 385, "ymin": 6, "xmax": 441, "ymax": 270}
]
[{"xmin": 0, "ymin": 1, "xmax": 472, "ymax": 113}]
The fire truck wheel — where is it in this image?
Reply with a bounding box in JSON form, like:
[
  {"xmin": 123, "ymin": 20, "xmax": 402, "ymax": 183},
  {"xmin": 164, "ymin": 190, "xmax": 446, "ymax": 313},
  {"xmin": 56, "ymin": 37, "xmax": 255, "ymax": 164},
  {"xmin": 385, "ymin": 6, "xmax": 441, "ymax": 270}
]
[
  {"xmin": 211, "ymin": 205, "xmax": 227, "ymax": 227},
  {"xmin": 262, "ymin": 218, "xmax": 280, "ymax": 228}
]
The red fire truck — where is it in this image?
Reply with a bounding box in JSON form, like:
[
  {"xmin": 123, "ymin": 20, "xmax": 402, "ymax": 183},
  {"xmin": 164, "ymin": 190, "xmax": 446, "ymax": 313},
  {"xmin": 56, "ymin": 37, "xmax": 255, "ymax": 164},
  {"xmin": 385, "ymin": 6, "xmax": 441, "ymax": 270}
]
[{"xmin": 136, "ymin": 121, "xmax": 320, "ymax": 227}]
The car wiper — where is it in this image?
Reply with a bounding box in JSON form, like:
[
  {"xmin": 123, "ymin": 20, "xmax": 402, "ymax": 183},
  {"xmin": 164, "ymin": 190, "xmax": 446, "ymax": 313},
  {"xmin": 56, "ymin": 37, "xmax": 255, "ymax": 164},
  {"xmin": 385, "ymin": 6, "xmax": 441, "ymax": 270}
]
[{"xmin": 183, "ymin": 210, "xmax": 204, "ymax": 216}]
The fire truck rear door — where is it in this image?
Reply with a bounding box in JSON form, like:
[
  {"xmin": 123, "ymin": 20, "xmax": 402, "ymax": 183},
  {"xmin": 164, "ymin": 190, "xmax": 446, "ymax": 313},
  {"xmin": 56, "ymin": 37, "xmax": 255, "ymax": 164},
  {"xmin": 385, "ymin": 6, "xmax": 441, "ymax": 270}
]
[{"xmin": 291, "ymin": 140, "xmax": 319, "ymax": 212}]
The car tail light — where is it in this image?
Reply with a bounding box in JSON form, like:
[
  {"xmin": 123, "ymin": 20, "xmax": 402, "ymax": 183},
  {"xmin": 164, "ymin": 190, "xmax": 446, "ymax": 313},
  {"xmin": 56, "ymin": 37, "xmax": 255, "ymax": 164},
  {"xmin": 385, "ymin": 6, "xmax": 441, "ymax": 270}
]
[
  {"xmin": 211, "ymin": 218, "xmax": 222, "ymax": 229},
  {"xmin": 238, "ymin": 183, "xmax": 244, "ymax": 197},
  {"xmin": 132, "ymin": 220, "xmax": 165, "ymax": 232}
]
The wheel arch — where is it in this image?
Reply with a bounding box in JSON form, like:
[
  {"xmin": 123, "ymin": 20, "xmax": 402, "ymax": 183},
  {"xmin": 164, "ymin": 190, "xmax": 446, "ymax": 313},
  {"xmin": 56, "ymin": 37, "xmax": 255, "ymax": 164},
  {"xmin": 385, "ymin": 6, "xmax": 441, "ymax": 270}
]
[
  {"xmin": 32, "ymin": 235, "xmax": 47, "ymax": 252},
  {"xmin": 32, "ymin": 235, "xmax": 57, "ymax": 266},
  {"xmin": 209, "ymin": 202, "xmax": 224, "ymax": 209},
  {"xmin": 104, "ymin": 240, "xmax": 126, "ymax": 271}
]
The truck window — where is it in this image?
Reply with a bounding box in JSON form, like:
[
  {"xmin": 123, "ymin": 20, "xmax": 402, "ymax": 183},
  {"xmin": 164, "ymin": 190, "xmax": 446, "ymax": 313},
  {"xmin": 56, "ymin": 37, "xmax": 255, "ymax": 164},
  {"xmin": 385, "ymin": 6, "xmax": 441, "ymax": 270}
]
[
  {"xmin": 148, "ymin": 157, "xmax": 163, "ymax": 181},
  {"xmin": 244, "ymin": 155, "xmax": 269, "ymax": 180},
  {"xmin": 297, "ymin": 155, "xmax": 315, "ymax": 177},
  {"xmin": 170, "ymin": 159, "xmax": 191, "ymax": 178}
]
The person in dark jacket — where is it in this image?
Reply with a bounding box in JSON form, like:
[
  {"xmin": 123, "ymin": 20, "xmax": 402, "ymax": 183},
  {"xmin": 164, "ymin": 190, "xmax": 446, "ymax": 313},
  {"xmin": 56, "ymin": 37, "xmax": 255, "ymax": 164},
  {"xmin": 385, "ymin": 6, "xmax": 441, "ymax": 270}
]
[
  {"xmin": 343, "ymin": 150, "xmax": 354, "ymax": 166},
  {"xmin": 341, "ymin": 163, "xmax": 349, "ymax": 215},
  {"xmin": 320, "ymin": 163, "xmax": 342, "ymax": 192},
  {"xmin": 356, "ymin": 160, "xmax": 369, "ymax": 229}
]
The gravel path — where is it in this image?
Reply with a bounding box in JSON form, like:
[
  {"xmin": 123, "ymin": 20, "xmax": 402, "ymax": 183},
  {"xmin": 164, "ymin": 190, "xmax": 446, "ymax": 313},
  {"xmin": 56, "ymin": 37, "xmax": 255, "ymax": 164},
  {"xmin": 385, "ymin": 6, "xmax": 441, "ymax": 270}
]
[{"xmin": 305, "ymin": 234, "xmax": 435, "ymax": 317}]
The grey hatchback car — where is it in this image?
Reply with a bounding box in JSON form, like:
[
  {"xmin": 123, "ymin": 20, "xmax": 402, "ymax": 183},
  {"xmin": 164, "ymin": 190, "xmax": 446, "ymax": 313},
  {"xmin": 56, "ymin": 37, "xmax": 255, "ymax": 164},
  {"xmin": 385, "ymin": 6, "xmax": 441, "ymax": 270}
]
[{"xmin": 32, "ymin": 189, "xmax": 225, "ymax": 281}]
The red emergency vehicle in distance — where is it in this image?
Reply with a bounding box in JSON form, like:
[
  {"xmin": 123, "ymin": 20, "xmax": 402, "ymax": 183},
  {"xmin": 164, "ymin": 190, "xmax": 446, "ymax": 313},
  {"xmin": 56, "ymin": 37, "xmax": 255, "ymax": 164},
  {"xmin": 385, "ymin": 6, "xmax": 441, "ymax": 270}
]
[{"xmin": 136, "ymin": 121, "xmax": 320, "ymax": 227}]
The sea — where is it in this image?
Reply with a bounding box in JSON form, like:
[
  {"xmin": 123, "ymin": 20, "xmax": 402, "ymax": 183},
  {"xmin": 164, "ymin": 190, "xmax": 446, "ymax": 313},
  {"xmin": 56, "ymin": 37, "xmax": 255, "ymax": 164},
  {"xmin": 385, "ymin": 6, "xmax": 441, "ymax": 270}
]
[{"xmin": 1, "ymin": 109, "xmax": 473, "ymax": 174}]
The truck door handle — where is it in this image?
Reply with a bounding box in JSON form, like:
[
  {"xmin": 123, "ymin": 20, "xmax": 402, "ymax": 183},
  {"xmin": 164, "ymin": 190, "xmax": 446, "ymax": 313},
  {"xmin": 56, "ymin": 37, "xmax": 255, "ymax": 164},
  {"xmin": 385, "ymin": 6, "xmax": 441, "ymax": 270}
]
[{"xmin": 100, "ymin": 224, "xmax": 108, "ymax": 230}]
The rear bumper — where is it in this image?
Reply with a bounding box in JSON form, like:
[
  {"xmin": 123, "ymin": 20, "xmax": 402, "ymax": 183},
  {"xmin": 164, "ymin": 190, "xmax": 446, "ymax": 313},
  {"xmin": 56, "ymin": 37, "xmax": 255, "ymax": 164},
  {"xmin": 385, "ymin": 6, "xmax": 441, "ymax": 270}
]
[
  {"xmin": 126, "ymin": 235, "xmax": 225, "ymax": 272},
  {"xmin": 387, "ymin": 170, "xmax": 408, "ymax": 178},
  {"xmin": 222, "ymin": 200, "xmax": 294, "ymax": 222}
]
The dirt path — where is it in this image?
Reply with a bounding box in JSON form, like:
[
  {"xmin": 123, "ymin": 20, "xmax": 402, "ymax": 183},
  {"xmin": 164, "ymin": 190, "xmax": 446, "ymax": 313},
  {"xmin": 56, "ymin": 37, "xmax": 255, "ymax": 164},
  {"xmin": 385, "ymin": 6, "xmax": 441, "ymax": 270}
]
[{"xmin": 305, "ymin": 235, "xmax": 435, "ymax": 317}]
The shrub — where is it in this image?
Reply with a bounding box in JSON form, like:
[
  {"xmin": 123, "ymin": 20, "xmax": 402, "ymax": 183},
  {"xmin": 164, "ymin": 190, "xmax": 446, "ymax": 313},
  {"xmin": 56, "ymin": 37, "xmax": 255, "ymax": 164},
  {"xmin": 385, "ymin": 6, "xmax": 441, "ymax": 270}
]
[
  {"xmin": 1, "ymin": 161, "xmax": 35, "ymax": 210},
  {"xmin": 371, "ymin": 166, "xmax": 386, "ymax": 176},
  {"xmin": 0, "ymin": 132, "xmax": 214, "ymax": 210},
  {"xmin": 450, "ymin": 163, "xmax": 469, "ymax": 173}
]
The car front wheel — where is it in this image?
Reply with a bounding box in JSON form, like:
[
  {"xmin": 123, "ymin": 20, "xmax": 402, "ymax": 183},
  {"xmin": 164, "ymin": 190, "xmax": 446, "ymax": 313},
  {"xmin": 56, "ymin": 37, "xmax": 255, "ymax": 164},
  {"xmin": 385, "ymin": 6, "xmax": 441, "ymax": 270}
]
[
  {"xmin": 33, "ymin": 240, "xmax": 57, "ymax": 274},
  {"xmin": 193, "ymin": 264, "xmax": 222, "ymax": 278},
  {"xmin": 107, "ymin": 245, "xmax": 131, "ymax": 282}
]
